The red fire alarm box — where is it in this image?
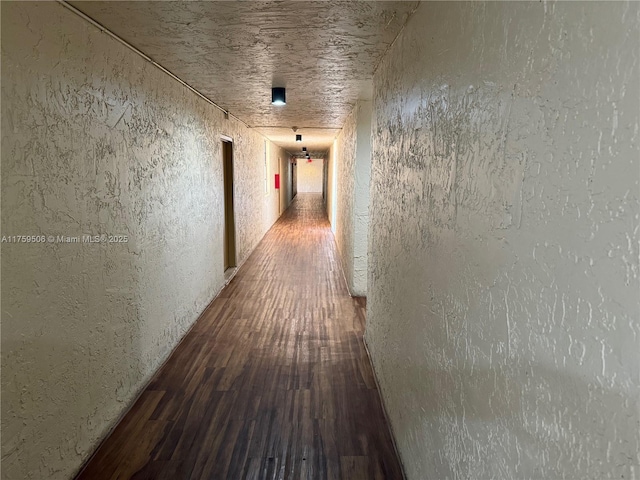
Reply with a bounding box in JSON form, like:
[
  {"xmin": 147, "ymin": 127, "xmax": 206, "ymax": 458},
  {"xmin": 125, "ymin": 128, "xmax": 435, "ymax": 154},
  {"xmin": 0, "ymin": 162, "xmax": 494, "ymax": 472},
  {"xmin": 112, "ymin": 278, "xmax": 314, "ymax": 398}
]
[{"xmin": 275, "ymin": 173, "xmax": 280, "ymax": 189}]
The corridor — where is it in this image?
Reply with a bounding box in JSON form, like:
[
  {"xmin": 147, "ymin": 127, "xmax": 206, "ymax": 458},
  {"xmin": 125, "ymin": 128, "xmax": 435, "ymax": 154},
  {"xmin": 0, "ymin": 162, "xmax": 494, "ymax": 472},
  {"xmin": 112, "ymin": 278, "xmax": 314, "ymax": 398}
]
[
  {"xmin": 76, "ymin": 194, "xmax": 402, "ymax": 480},
  {"xmin": 3, "ymin": 1, "xmax": 638, "ymax": 479}
]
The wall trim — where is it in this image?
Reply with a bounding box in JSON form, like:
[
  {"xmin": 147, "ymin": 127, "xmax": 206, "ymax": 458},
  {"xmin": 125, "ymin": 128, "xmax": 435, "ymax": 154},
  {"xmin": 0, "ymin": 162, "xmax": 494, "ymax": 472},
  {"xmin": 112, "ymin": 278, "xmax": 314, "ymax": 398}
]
[{"xmin": 363, "ymin": 335, "xmax": 408, "ymax": 480}]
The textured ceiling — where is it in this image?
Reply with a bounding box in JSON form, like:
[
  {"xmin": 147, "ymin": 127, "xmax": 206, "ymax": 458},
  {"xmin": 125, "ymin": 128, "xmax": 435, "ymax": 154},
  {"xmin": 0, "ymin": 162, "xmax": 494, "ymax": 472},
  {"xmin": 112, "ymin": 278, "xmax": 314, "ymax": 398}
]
[{"xmin": 68, "ymin": 1, "xmax": 420, "ymax": 156}]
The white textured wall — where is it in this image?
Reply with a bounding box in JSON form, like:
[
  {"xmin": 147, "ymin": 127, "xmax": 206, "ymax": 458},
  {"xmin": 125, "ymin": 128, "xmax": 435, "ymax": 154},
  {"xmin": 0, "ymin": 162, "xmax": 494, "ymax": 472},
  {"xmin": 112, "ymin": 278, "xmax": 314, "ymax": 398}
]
[
  {"xmin": 366, "ymin": 2, "xmax": 639, "ymax": 480},
  {"xmin": 264, "ymin": 142, "xmax": 291, "ymax": 223},
  {"xmin": 279, "ymin": 156, "xmax": 293, "ymax": 215},
  {"xmin": 1, "ymin": 3, "xmax": 288, "ymax": 479},
  {"xmin": 334, "ymin": 107, "xmax": 357, "ymax": 293},
  {"xmin": 353, "ymin": 101, "xmax": 372, "ymax": 295},
  {"xmin": 332, "ymin": 100, "xmax": 372, "ymax": 297},
  {"xmin": 297, "ymin": 158, "xmax": 324, "ymax": 193},
  {"xmin": 326, "ymin": 146, "xmax": 336, "ymax": 227}
]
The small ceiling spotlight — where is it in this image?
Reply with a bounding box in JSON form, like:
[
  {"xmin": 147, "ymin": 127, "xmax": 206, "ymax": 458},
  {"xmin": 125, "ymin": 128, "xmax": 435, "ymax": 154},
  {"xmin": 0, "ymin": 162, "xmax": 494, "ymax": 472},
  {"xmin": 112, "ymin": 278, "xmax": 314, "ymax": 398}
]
[
  {"xmin": 296, "ymin": 134, "xmax": 302, "ymax": 142},
  {"xmin": 302, "ymin": 147, "xmax": 307, "ymax": 152},
  {"xmin": 272, "ymin": 87, "xmax": 286, "ymax": 106}
]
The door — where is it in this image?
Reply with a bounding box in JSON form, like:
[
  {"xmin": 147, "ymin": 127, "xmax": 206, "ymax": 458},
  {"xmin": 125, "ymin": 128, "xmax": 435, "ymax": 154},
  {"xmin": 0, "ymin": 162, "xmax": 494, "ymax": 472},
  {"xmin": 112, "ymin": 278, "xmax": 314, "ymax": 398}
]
[
  {"xmin": 292, "ymin": 160, "xmax": 297, "ymax": 199},
  {"xmin": 222, "ymin": 140, "xmax": 236, "ymax": 270}
]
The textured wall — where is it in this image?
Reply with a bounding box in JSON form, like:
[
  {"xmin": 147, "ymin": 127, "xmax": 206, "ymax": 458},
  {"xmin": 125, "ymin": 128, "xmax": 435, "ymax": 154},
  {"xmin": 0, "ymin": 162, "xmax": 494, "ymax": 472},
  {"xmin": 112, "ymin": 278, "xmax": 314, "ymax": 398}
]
[
  {"xmin": 297, "ymin": 158, "xmax": 324, "ymax": 193},
  {"xmin": 1, "ymin": 3, "xmax": 288, "ymax": 479},
  {"xmin": 264, "ymin": 141, "xmax": 291, "ymax": 225},
  {"xmin": 279, "ymin": 156, "xmax": 293, "ymax": 215},
  {"xmin": 326, "ymin": 146, "xmax": 336, "ymax": 227},
  {"xmin": 366, "ymin": 2, "xmax": 639, "ymax": 479},
  {"xmin": 331, "ymin": 100, "xmax": 372, "ymax": 296},
  {"xmin": 334, "ymin": 106, "xmax": 357, "ymax": 294},
  {"xmin": 352, "ymin": 101, "xmax": 372, "ymax": 295}
]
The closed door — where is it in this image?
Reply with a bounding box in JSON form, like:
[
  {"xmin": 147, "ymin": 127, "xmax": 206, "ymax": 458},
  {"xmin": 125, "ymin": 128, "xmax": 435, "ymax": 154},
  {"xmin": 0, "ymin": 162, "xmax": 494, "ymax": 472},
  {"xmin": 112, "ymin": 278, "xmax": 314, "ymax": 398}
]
[{"xmin": 222, "ymin": 140, "xmax": 236, "ymax": 270}]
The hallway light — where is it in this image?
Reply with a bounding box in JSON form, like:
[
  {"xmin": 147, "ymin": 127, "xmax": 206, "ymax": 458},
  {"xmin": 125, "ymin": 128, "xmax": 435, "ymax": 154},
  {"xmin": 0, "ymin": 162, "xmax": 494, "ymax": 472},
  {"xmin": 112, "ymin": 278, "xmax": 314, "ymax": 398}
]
[
  {"xmin": 271, "ymin": 87, "xmax": 286, "ymax": 105},
  {"xmin": 296, "ymin": 134, "xmax": 302, "ymax": 142}
]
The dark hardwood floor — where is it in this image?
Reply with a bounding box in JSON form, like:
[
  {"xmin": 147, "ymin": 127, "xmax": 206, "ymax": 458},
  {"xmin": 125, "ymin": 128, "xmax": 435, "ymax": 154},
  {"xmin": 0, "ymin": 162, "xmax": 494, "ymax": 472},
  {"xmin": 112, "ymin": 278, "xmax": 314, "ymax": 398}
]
[{"xmin": 76, "ymin": 193, "xmax": 403, "ymax": 480}]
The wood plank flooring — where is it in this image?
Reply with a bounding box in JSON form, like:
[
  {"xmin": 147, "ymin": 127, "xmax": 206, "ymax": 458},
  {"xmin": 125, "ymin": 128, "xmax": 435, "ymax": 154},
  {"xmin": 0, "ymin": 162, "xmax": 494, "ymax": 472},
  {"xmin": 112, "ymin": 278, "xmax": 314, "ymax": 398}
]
[{"xmin": 76, "ymin": 193, "xmax": 403, "ymax": 480}]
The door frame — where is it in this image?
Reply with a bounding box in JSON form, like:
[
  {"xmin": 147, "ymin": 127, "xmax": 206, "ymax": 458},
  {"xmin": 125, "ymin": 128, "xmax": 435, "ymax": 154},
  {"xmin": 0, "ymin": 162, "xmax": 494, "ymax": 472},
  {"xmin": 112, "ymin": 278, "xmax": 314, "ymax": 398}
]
[{"xmin": 221, "ymin": 136, "xmax": 236, "ymax": 271}]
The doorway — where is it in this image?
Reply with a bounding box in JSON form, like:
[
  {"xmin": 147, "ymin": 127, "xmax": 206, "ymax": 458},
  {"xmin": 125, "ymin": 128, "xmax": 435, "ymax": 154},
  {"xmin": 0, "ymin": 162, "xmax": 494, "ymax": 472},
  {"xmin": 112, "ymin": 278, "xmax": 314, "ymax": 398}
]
[
  {"xmin": 291, "ymin": 159, "xmax": 297, "ymax": 199},
  {"xmin": 222, "ymin": 139, "xmax": 236, "ymax": 271}
]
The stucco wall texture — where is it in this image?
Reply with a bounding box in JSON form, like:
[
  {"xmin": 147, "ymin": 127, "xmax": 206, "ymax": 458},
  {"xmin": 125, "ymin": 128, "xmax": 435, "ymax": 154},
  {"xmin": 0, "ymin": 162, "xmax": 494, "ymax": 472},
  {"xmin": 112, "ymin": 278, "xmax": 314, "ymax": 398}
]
[
  {"xmin": 366, "ymin": 2, "xmax": 639, "ymax": 480},
  {"xmin": 1, "ymin": 2, "xmax": 289, "ymax": 479},
  {"xmin": 352, "ymin": 101, "xmax": 372, "ymax": 296},
  {"xmin": 332, "ymin": 100, "xmax": 372, "ymax": 297},
  {"xmin": 334, "ymin": 105, "xmax": 357, "ymax": 295},
  {"xmin": 279, "ymin": 156, "xmax": 293, "ymax": 215}
]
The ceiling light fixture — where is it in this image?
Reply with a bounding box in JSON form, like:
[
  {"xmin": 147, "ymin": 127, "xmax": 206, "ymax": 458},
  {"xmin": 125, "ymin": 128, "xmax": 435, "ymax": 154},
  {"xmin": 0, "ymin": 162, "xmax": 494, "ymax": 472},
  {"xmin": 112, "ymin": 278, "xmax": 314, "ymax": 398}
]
[
  {"xmin": 296, "ymin": 134, "xmax": 302, "ymax": 142},
  {"xmin": 272, "ymin": 87, "xmax": 286, "ymax": 106},
  {"xmin": 302, "ymin": 147, "xmax": 307, "ymax": 152}
]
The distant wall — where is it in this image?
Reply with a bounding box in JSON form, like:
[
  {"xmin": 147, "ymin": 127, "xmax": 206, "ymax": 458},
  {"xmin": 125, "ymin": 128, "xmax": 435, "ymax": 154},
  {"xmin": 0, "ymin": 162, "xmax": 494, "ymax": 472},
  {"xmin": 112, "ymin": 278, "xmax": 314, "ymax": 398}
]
[
  {"xmin": 1, "ymin": 2, "xmax": 289, "ymax": 478},
  {"xmin": 366, "ymin": 2, "xmax": 640, "ymax": 479},
  {"xmin": 297, "ymin": 158, "xmax": 324, "ymax": 193}
]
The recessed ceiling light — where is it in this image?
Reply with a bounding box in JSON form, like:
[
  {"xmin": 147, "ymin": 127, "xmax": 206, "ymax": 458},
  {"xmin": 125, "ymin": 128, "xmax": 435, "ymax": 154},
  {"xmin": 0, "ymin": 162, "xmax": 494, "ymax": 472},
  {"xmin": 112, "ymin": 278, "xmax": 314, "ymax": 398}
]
[
  {"xmin": 302, "ymin": 147, "xmax": 307, "ymax": 151},
  {"xmin": 296, "ymin": 134, "xmax": 302, "ymax": 142},
  {"xmin": 272, "ymin": 87, "xmax": 286, "ymax": 106}
]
